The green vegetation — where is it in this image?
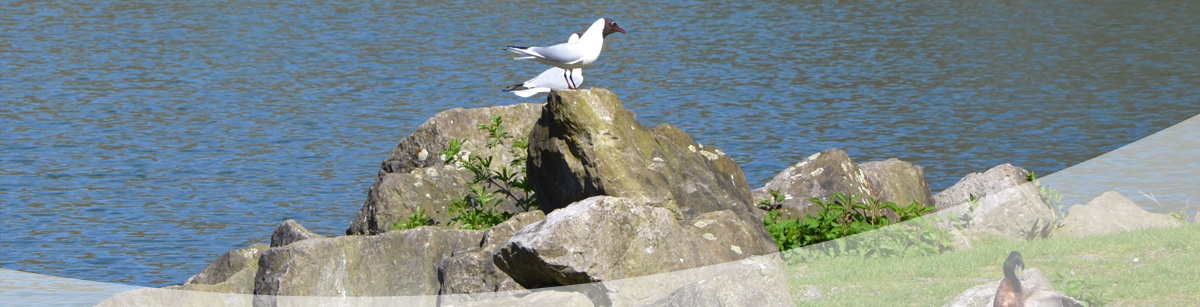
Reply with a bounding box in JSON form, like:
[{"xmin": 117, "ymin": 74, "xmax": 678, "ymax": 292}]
[
  {"xmin": 1053, "ymin": 271, "xmax": 1111, "ymax": 307},
  {"xmin": 962, "ymin": 194, "xmax": 981, "ymax": 227},
  {"xmin": 757, "ymin": 189, "xmax": 785, "ymax": 210},
  {"xmin": 1167, "ymin": 210, "xmax": 1190, "ymax": 224},
  {"xmin": 446, "ymin": 186, "xmax": 513, "ymax": 230},
  {"xmin": 762, "ymin": 192, "xmax": 950, "ymax": 262},
  {"xmin": 391, "ymin": 206, "xmax": 433, "ymax": 231},
  {"xmin": 437, "ymin": 115, "xmax": 538, "ymax": 230},
  {"xmin": 1027, "ymin": 170, "xmax": 1067, "ymax": 222},
  {"xmin": 786, "ymin": 224, "xmax": 1199, "ymax": 306}
]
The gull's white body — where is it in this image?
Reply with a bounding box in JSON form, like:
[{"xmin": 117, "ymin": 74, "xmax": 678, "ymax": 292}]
[
  {"xmin": 504, "ymin": 34, "xmax": 584, "ymax": 98},
  {"xmin": 506, "ymin": 18, "xmax": 613, "ymax": 70}
]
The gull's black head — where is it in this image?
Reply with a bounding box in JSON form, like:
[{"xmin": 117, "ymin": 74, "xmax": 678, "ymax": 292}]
[{"xmin": 602, "ymin": 18, "xmax": 626, "ymax": 37}]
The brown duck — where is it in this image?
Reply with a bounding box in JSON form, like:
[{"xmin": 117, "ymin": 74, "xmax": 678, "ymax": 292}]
[{"xmin": 994, "ymin": 251, "xmax": 1085, "ymax": 307}]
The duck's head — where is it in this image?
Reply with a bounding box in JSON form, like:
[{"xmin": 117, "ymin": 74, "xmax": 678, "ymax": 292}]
[{"xmin": 1004, "ymin": 251, "xmax": 1025, "ymax": 280}]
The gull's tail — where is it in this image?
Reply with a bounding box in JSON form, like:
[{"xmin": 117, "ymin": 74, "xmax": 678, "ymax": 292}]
[
  {"xmin": 501, "ymin": 84, "xmax": 545, "ymax": 98},
  {"xmin": 505, "ymin": 46, "xmax": 540, "ymax": 60},
  {"xmin": 502, "ymin": 83, "xmax": 527, "ymax": 92}
]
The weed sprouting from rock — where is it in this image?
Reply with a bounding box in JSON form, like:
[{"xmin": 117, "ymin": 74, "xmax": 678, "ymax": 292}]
[
  {"xmin": 1027, "ymin": 170, "xmax": 1067, "ymax": 223},
  {"xmin": 392, "ymin": 206, "xmax": 434, "ymax": 231},
  {"xmin": 438, "ymin": 115, "xmax": 538, "ymax": 230}
]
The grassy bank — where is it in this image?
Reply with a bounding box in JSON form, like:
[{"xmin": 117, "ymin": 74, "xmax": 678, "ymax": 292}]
[{"xmin": 786, "ymin": 224, "xmax": 1200, "ymax": 306}]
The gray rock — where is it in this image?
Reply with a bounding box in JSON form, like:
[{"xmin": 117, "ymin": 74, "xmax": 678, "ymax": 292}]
[
  {"xmin": 659, "ymin": 256, "xmax": 796, "ymax": 307},
  {"xmin": 253, "ymin": 226, "xmax": 482, "ymax": 302},
  {"xmin": 96, "ymin": 287, "xmax": 252, "ymax": 307},
  {"xmin": 449, "ymin": 254, "xmax": 793, "ymax": 306},
  {"xmin": 375, "ymin": 103, "xmax": 544, "ymax": 178},
  {"xmin": 530, "ymin": 254, "xmax": 792, "ymax": 306},
  {"xmin": 183, "ymin": 243, "xmax": 268, "ymax": 291},
  {"xmin": 439, "ymin": 250, "xmax": 526, "ymax": 296},
  {"xmin": 526, "ymin": 89, "xmax": 763, "ymax": 228},
  {"xmin": 347, "ymin": 103, "xmax": 543, "ymax": 235},
  {"xmin": 944, "ymin": 268, "xmax": 1057, "ymax": 307},
  {"xmin": 932, "ymin": 163, "xmax": 1030, "ymax": 211},
  {"xmin": 931, "ymin": 164, "xmax": 1056, "ymax": 241},
  {"xmin": 493, "ymin": 196, "xmax": 778, "ymax": 291},
  {"xmin": 752, "ymin": 149, "xmax": 877, "ymax": 219},
  {"xmin": 1054, "ymin": 191, "xmax": 1182, "ymax": 238},
  {"xmin": 270, "ymin": 220, "xmax": 325, "ymax": 247},
  {"xmin": 479, "ymin": 210, "xmax": 547, "ymax": 251},
  {"xmin": 438, "ymin": 211, "xmax": 544, "ymax": 296},
  {"xmin": 443, "ymin": 290, "xmax": 595, "ymax": 307},
  {"xmin": 859, "ymin": 158, "xmax": 935, "ymax": 208},
  {"xmin": 347, "ymin": 165, "xmax": 475, "ymax": 235}
]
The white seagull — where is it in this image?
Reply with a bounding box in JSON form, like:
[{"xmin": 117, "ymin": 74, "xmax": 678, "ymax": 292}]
[
  {"xmin": 503, "ymin": 33, "xmax": 585, "ymax": 97},
  {"xmin": 506, "ymin": 18, "xmax": 625, "ymax": 89}
]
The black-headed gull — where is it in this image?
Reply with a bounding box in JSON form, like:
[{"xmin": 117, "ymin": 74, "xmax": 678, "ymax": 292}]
[
  {"xmin": 506, "ymin": 18, "xmax": 625, "ymax": 89},
  {"xmin": 503, "ymin": 33, "xmax": 585, "ymax": 97}
]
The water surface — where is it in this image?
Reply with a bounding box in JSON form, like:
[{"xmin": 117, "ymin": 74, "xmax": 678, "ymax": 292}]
[{"xmin": 2, "ymin": 0, "xmax": 1198, "ymax": 286}]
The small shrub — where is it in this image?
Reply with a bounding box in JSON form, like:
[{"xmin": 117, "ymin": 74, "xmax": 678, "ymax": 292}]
[
  {"xmin": 1027, "ymin": 170, "xmax": 1067, "ymax": 222},
  {"xmin": 761, "ymin": 192, "xmax": 950, "ymax": 262},
  {"xmin": 763, "ymin": 210, "xmax": 802, "ymax": 252},
  {"xmin": 438, "ymin": 115, "xmax": 537, "ymax": 230},
  {"xmin": 447, "ymin": 186, "xmax": 514, "ymax": 230},
  {"xmin": 959, "ymin": 194, "xmax": 980, "ymax": 228},
  {"xmin": 1167, "ymin": 210, "xmax": 1190, "ymax": 224}
]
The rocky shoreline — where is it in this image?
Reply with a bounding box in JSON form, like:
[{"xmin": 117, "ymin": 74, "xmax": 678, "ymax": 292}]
[{"xmin": 98, "ymin": 88, "xmax": 1189, "ymax": 306}]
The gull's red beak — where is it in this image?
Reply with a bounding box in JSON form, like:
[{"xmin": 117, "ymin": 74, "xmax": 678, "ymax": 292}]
[{"xmin": 614, "ymin": 25, "xmax": 626, "ymax": 34}]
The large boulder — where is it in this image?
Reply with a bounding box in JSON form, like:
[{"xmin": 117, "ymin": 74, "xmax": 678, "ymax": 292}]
[
  {"xmin": 654, "ymin": 256, "xmax": 795, "ymax": 307},
  {"xmin": 347, "ymin": 165, "xmax": 474, "ymax": 235},
  {"xmin": 347, "ymin": 103, "xmax": 543, "ymax": 235},
  {"xmin": 931, "ymin": 164, "xmax": 1057, "ymax": 241},
  {"xmin": 163, "ymin": 243, "xmax": 268, "ymax": 295},
  {"xmin": 493, "ymin": 196, "xmax": 779, "ymax": 291},
  {"xmin": 752, "ymin": 149, "xmax": 877, "ymax": 218},
  {"xmin": 438, "ymin": 251, "xmax": 525, "ymax": 297},
  {"xmin": 442, "ymin": 290, "xmax": 594, "ymax": 307},
  {"xmin": 184, "ymin": 243, "xmax": 267, "ymax": 289},
  {"xmin": 270, "ymin": 219, "xmax": 325, "ymax": 247},
  {"xmin": 526, "ymin": 88, "xmax": 761, "ymax": 226},
  {"xmin": 375, "ymin": 103, "xmax": 544, "ymax": 177},
  {"xmin": 465, "ymin": 254, "xmax": 795, "ymax": 306},
  {"xmin": 1054, "ymin": 191, "xmax": 1182, "ymax": 238},
  {"xmin": 253, "ymin": 226, "xmax": 482, "ymax": 303},
  {"xmin": 859, "ymin": 158, "xmax": 935, "ymax": 208},
  {"xmin": 438, "ymin": 211, "xmax": 545, "ymax": 296},
  {"xmin": 932, "ymin": 163, "xmax": 1029, "ymax": 211}
]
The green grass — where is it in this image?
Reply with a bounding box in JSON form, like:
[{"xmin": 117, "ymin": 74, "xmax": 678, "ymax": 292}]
[{"xmin": 786, "ymin": 224, "xmax": 1200, "ymax": 306}]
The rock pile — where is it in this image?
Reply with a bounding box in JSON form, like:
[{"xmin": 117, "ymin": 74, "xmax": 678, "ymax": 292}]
[{"xmin": 100, "ymin": 88, "xmax": 1186, "ymax": 306}]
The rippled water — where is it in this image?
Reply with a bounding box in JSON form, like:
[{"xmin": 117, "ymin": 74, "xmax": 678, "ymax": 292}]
[{"xmin": 2, "ymin": 0, "xmax": 1198, "ymax": 287}]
